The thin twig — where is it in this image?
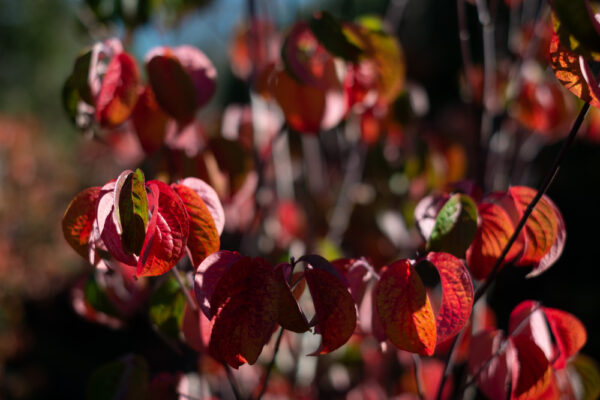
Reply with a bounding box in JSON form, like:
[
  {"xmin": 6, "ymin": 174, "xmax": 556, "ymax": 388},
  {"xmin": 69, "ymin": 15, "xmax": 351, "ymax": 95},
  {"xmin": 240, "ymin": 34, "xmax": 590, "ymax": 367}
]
[
  {"xmin": 413, "ymin": 353, "xmax": 424, "ymax": 400},
  {"xmin": 223, "ymin": 361, "xmax": 243, "ymax": 400},
  {"xmin": 256, "ymin": 327, "xmax": 285, "ymax": 400},
  {"xmin": 474, "ymin": 102, "xmax": 591, "ymax": 303},
  {"xmin": 435, "ymin": 102, "xmax": 590, "ymax": 400},
  {"xmin": 435, "ymin": 327, "xmax": 467, "ymax": 400},
  {"xmin": 171, "ymin": 268, "xmax": 198, "ymax": 312},
  {"xmin": 457, "ymin": 0, "xmax": 475, "ymax": 102},
  {"xmin": 255, "ymin": 257, "xmax": 299, "ymax": 399}
]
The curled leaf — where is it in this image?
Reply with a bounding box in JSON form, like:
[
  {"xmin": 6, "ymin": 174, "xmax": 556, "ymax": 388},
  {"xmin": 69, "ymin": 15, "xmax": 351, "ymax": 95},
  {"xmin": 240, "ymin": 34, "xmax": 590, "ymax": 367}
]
[
  {"xmin": 427, "ymin": 194, "xmax": 478, "ymax": 258},
  {"xmin": 172, "ymin": 183, "xmax": 220, "ymax": 269},
  {"xmin": 374, "ymin": 260, "xmax": 436, "ymax": 355},
  {"xmin": 136, "ymin": 181, "xmax": 189, "ymax": 277},
  {"xmin": 62, "ymin": 186, "xmax": 101, "ymax": 259},
  {"xmin": 425, "ymin": 252, "xmax": 473, "ymax": 343},
  {"xmin": 95, "ymin": 52, "xmax": 140, "ymax": 127}
]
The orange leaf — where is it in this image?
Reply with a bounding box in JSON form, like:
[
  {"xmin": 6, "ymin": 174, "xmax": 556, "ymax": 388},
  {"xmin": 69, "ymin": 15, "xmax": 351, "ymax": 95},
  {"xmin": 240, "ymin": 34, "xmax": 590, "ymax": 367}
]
[
  {"xmin": 172, "ymin": 183, "xmax": 220, "ymax": 269},
  {"xmin": 95, "ymin": 52, "xmax": 140, "ymax": 127},
  {"xmin": 511, "ymin": 335, "xmax": 552, "ymax": 399},
  {"xmin": 62, "ymin": 186, "xmax": 101, "ymax": 260},
  {"xmin": 425, "ymin": 252, "xmax": 473, "ymax": 343},
  {"xmin": 374, "ymin": 260, "xmax": 436, "ymax": 355},
  {"xmin": 544, "ymin": 307, "xmax": 587, "ymax": 369},
  {"xmin": 508, "ymin": 186, "xmax": 560, "ymax": 267},
  {"xmin": 467, "ymin": 202, "xmax": 522, "ymax": 280},
  {"xmin": 549, "ymin": 31, "xmax": 600, "ymax": 109}
]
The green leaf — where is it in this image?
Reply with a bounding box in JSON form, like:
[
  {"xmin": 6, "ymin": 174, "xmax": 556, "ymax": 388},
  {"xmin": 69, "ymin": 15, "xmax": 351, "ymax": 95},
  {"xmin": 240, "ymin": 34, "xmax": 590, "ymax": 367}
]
[
  {"xmin": 427, "ymin": 193, "xmax": 478, "ymax": 258},
  {"xmin": 62, "ymin": 48, "xmax": 93, "ymax": 123},
  {"xmin": 552, "ymin": 0, "xmax": 600, "ymax": 56},
  {"xmin": 116, "ymin": 169, "xmax": 149, "ymax": 255},
  {"xmin": 84, "ymin": 274, "xmax": 119, "ymax": 317},
  {"xmin": 309, "ymin": 11, "xmax": 363, "ymax": 62},
  {"xmin": 86, "ymin": 354, "xmax": 149, "ymax": 400},
  {"xmin": 149, "ymin": 277, "xmax": 186, "ymax": 340}
]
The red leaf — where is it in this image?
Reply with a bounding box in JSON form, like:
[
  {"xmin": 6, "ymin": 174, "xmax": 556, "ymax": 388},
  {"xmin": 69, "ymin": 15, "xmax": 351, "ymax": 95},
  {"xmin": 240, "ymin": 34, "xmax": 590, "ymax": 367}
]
[
  {"xmin": 274, "ymin": 263, "xmax": 309, "ymax": 333},
  {"xmin": 549, "ymin": 30, "xmax": 600, "ymax": 109},
  {"xmin": 467, "ymin": 202, "xmax": 522, "ymax": 280},
  {"xmin": 331, "ymin": 258, "xmax": 372, "ymax": 306},
  {"xmin": 97, "ymin": 182, "xmax": 138, "ymax": 266},
  {"xmin": 512, "ymin": 335, "xmax": 552, "ymax": 399},
  {"xmin": 181, "ymin": 302, "xmax": 212, "ymax": 352},
  {"xmin": 425, "ymin": 252, "xmax": 473, "ymax": 343},
  {"xmin": 176, "ymin": 177, "xmax": 225, "ymax": 235},
  {"xmin": 194, "ymin": 250, "xmax": 243, "ymax": 319},
  {"xmin": 303, "ymin": 256, "xmax": 357, "ymax": 355},
  {"xmin": 527, "ymin": 198, "xmax": 566, "ymax": 278},
  {"xmin": 543, "ymin": 307, "xmax": 587, "ymax": 369},
  {"xmin": 509, "ymin": 300, "xmax": 554, "ymax": 362},
  {"xmin": 208, "ymin": 257, "xmax": 279, "ymax": 368},
  {"xmin": 95, "ymin": 52, "xmax": 140, "ymax": 127},
  {"xmin": 172, "ymin": 183, "xmax": 220, "ymax": 269},
  {"xmin": 136, "ymin": 181, "xmax": 189, "ymax": 277},
  {"xmin": 508, "ymin": 186, "xmax": 560, "ymax": 268},
  {"xmin": 131, "ymin": 85, "xmax": 169, "ymax": 154},
  {"xmin": 146, "ymin": 47, "xmax": 198, "ymax": 123},
  {"xmin": 270, "ymin": 66, "xmax": 348, "ymax": 134},
  {"xmin": 172, "ymin": 46, "xmax": 217, "ymax": 109},
  {"xmin": 468, "ymin": 329, "xmax": 519, "ymax": 400},
  {"xmin": 145, "ymin": 46, "xmax": 216, "ymax": 123},
  {"xmin": 63, "ymin": 186, "xmax": 102, "ymax": 259},
  {"xmin": 374, "ymin": 260, "xmax": 436, "ymax": 355}
]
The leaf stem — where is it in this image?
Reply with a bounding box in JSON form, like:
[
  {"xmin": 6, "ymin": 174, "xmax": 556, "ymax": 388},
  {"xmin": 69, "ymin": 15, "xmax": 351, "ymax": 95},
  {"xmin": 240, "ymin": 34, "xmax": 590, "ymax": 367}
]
[
  {"xmin": 435, "ymin": 101, "xmax": 590, "ymax": 400},
  {"xmin": 222, "ymin": 361, "xmax": 243, "ymax": 400},
  {"xmin": 413, "ymin": 353, "xmax": 424, "ymax": 400},
  {"xmin": 256, "ymin": 327, "xmax": 285, "ymax": 400},
  {"xmin": 171, "ymin": 267, "xmax": 198, "ymax": 312}
]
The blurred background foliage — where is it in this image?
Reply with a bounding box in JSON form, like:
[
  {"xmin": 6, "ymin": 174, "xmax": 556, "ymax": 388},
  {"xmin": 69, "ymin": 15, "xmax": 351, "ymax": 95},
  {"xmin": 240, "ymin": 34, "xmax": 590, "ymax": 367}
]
[{"xmin": 1, "ymin": 0, "xmax": 600, "ymax": 398}]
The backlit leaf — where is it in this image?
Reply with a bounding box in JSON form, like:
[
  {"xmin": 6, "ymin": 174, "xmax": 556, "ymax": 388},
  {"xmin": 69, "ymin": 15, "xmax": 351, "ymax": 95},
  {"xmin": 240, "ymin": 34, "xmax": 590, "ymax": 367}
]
[
  {"xmin": 549, "ymin": 30, "xmax": 600, "ymax": 109},
  {"xmin": 468, "ymin": 330, "xmax": 519, "ymax": 400},
  {"xmin": 508, "ymin": 187, "xmax": 560, "ymax": 268},
  {"xmin": 543, "ymin": 307, "xmax": 587, "ymax": 369},
  {"xmin": 208, "ymin": 257, "xmax": 279, "ymax": 368},
  {"xmin": 509, "ymin": 300, "xmax": 553, "ymax": 362},
  {"xmin": 466, "ymin": 202, "xmax": 521, "ymax": 280},
  {"xmin": 374, "ymin": 260, "xmax": 436, "ymax": 355},
  {"xmin": 176, "ymin": 177, "xmax": 225, "ymax": 235},
  {"xmin": 172, "ymin": 183, "xmax": 220, "ymax": 269},
  {"xmin": 512, "ymin": 335, "xmax": 552, "ymax": 399},
  {"xmin": 136, "ymin": 181, "xmax": 189, "ymax": 277},
  {"xmin": 62, "ymin": 186, "xmax": 101, "ymax": 260},
  {"xmin": 425, "ymin": 252, "xmax": 473, "ymax": 343},
  {"xmin": 194, "ymin": 250, "xmax": 243, "ymax": 319},
  {"xmin": 95, "ymin": 52, "xmax": 140, "ymax": 127},
  {"xmin": 427, "ymin": 194, "xmax": 478, "ymax": 258}
]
